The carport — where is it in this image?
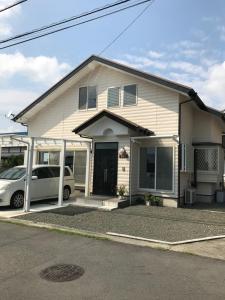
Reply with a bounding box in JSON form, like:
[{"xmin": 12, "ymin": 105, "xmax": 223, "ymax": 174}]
[{"xmin": 0, "ymin": 134, "xmax": 92, "ymax": 212}]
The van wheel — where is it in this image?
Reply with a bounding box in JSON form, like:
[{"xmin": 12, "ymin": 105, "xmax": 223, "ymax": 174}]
[
  {"xmin": 10, "ymin": 192, "xmax": 24, "ymax": 209},
  {"xmin": 63, "ymin": 186, "xmax": 71, "ymax": 201}
]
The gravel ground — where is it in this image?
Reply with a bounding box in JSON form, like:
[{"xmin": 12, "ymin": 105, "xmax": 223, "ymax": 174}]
[{"xmin": 15, "ymin": 205, "xmax": 225, "ymax": 242}]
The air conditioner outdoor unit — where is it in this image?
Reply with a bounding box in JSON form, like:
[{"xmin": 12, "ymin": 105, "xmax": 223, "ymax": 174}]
[{"xmin": 185, "ymin": 189, "xmax": 196, "ymax": 205}]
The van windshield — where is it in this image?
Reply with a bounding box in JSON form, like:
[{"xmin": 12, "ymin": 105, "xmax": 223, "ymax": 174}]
[{"xmin": 0, "ymin": 167, "xmax": 26, "ymax": 180}]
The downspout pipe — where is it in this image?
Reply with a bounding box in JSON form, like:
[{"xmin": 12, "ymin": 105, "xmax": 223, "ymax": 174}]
[{"xmin": 178, "ymin": 98, "xmax": 194, "ymax": 207}]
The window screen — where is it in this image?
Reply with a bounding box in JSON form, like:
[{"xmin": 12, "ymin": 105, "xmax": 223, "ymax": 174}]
[
  {"xmin": 123, "ymin": 84, "xmax": 137, "ymax": 106},
  {"xmin": 79, "ymin": 87, "xmax": 87, "ymax": 110},
  {"xmin": 196, "ymin": 148, "xmax": 218, "ymax": 171},
  {"xmin": 108, "ymin": 87, "xmax": 120, "ymax": 107},
  {"xmin": 74, "ymin": 151, "xmax": 87, "ymax": 184},
  {"xmin": 156, "ymin": 147, "xmax": 173, "ymax": 190}
]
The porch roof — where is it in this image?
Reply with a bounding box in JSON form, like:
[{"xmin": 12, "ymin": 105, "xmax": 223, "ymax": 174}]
[{"xmin": 73, "ymin": 110, "xmax": 154, "ymax": 136}]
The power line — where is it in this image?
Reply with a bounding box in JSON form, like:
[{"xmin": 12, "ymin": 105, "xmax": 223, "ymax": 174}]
[
  {"xmin": 0, "ymin": 0, "xmax": 133, "ymax": 44},
  {"xmin": 99, "ymin": 0, "xmax": 154, "ymax": 55},
  {"xmin": 0, "ymin": 0, "xmax": 28, "ymax": 13},
  {"xmin": 0, "ymin": 0, "xmax": 151, "ymax": 50}
]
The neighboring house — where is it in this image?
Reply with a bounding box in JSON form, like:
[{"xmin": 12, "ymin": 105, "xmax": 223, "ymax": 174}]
[
  {"xmin": 0, "ymin": 131, "xmax": 27, "ymax": 159},
  {"xmin": 13, "ymin": 55, "xmax": 225, "ymax": 207}
]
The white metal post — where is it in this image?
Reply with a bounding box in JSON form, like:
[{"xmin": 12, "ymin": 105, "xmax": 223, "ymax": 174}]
[
  {"xmin": 24, "ymin": 149, "xmax": 28, "ymax": 166},
  {"xmin": 85, "ymin": 143, "xmax": 91, "ymax": 197},
  {"xmin": 0, "ymin": 146, "xmax": 2, "ymax": 169},
  {"xmin": 24, "ymin": 137, "xmax": 34, "ymax": 212},
  {"xmin": 58, "ymin": 140, "xmax": 66, "ymax": 206}
]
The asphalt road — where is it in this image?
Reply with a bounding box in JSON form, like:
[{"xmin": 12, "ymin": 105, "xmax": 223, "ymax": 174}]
[{"xmin": 0, "ymin": 223, "xmax": 225, "ymax": 300}]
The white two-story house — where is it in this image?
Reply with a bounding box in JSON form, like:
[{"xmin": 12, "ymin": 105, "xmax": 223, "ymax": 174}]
[{"xmin": 13, "ymin": 55, "xmax": 225, "ymax": 207}]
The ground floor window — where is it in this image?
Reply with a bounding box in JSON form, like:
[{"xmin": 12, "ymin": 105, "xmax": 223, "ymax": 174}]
[
  {"xmin": 37, "ymin": 150, "xmax": 87, "ymax": 185},
  {"xmin": 38, "ymin": 151, "xmax": 60, "ymax": 165},
  {"xmin": 139, "ymin": 147, "xmax": 173, "ymax": 191}
]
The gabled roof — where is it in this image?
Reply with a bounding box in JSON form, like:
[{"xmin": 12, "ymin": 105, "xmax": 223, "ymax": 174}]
[
  {"xmin": 73, "ymin": 109, "xmax": 154, "ymax": 136},
  {"xmin": 13, "ymin": 55, "xmax": 225, "ymax": 123}
]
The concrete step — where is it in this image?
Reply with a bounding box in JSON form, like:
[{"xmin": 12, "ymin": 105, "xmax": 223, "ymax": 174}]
[
  {"xmin": 74, "ymin": 197, "xmax": 104, "ymax": 208},
  {"xmin": 73, "ymin": 196, "xmax": 129, "ymax": 210}
]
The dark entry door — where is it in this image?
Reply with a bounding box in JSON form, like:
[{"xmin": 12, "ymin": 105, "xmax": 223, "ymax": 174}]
[{"xmin": 93, "ymin": 142, "xmax": 118, "ymax": 196}]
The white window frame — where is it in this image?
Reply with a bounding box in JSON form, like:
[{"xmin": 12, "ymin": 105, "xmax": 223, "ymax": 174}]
[
  {"xmin": 138, "ymin": 146, "xmax": 175, "ymax": 193},
  {"xmin": 107, "ymin": 86, "xmax": 121, "ymax": 109},
  {"xmin": 195, "ymin": 147, "xmax": 219, "ymax": 173},
  {"xmin": 122, "ymin": 84, "xmax": 138, "ymax": 107},
  {"xmin": 78, "ymin": 85, "xmax": 98, "ymax": 111}
]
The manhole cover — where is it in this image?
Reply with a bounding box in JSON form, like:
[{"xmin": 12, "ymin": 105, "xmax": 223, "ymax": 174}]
[{"xmin": 40, "ymin": 264, "xmax": 84, "ymax": 282}]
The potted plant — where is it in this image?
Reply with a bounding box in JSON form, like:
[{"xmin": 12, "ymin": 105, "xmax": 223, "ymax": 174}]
[
  {"xmin": 117, "ymin": 184, "xmax": 127, "ymax": 200},
  {"xmin": 144, "ymin": 194, "xmax": 151, "ymax": 206}
]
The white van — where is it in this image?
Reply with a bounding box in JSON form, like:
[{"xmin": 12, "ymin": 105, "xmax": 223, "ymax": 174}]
[{"xmin": 0, "ymin": 165, "xmax": 75, "ymax": 208}]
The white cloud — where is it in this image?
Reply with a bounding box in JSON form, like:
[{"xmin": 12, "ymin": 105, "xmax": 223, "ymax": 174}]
[
  {"xmin": 169, "ymin": 61, "xmax": 205, "ymax": 77},
  {"xmin": 122, "ymin": 54, "xmax": 168, "ymax": 70},
  {"xmin": 193, "ymin": 62, "xmax": 225, "ymax": 108},
  {"xmin": 0, "ymin": 52, "xmax": 71, "ymax": 85},
  {"xmin": 147, "ymin": 50, "xmax": 164, "ymax": 59},
  {"xmin": 0, "ymin": 0, "xmax": 21, "ymax": 37}
]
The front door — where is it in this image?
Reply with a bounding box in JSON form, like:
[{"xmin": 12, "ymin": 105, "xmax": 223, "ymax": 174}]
[{"xmin": 93, "ymin": 142, "xmax": 118, "ymax": 196}]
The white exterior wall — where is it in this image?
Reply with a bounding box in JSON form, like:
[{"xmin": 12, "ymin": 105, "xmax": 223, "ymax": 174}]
[
  {"xmin": 180, "ymin": 95, "xmax": 225, "ymax": 203},
  {"xmin": 28, "ymin": 65, "xmax": 179, "ymax": 138}
]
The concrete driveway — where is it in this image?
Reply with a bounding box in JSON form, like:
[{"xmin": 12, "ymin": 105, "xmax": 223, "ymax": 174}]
[{"xmin": 1, "ymin": 222, "xmax": 225, "ymax": 300}]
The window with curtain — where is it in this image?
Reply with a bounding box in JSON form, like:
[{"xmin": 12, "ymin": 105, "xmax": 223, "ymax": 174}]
[
  {"xmin": 107, "ymin": 87, "xmax": 120, "ymax": 107},
  {"xmin": 139, "ymin": 147, "xmax": 173, "ymax": 191},
  {"xmin": 79, "ymin": 86, "xmax": 97, "ymax": 110}
]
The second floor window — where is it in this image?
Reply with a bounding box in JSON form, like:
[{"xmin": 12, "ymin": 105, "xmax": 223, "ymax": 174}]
[
  {"xmin": 79, "ymin": 86, "xmax": 97, "ymax": 110},
  {"xmin": 123, "ymin": 84, "xmax": 137, "ymax": 106},
  {"xmin": 107, "ymin": 87, "xmax": 120, "ymax": 107}
]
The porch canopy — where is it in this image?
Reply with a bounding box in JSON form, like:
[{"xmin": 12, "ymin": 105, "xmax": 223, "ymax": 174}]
[
  {"xmin": 73, "ymin": 110, "xmax": 154, "ymax": 137},
  {"xmin": 0, "ymin": 134, "xmax": 92, "ymax": 212}
]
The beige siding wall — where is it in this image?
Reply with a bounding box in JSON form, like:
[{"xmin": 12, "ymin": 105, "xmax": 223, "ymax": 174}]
[
  {"xmin": 180, "ymin": 95, "xmax": 225, "ymax": 202},
  {"xmin": 28, "ymin": 65, "xmax": 179, "ymax": 139}
]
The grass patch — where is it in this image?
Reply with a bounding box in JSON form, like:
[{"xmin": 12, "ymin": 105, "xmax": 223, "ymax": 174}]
[{"xmin": 0, "ymin": 218, "xmax": 109, "ymax": 241}]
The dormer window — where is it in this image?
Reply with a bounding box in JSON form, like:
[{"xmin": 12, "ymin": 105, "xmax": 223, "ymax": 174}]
[{"xmin": 79, "ymin": 86, "xmax": 97, "ymax": 110}]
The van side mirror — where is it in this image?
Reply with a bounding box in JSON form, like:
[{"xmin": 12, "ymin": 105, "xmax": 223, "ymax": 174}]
[{"xmin": 32, "ymin": 175, "xmax": 38, "ymax": 180}]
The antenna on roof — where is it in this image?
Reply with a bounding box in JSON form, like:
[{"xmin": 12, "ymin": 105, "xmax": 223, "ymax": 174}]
[{"xmin": 5, "ymin": 111, "xmax": 15, "ymax": 119}]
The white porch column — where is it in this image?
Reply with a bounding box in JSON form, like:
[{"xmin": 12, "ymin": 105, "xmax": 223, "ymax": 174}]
[
  {"xmin": 24, "ymin": 137, "xmax": 34, "ymax": 212},
  {"xmin": 85, "ymin": 142, "xmax": 91, "ymax": 197},
  {"xmin": 24, "ymin": 149, "xmax": 28, "ymax": 166},
  {"xmin": 58, "ymin": 140, "xmax": 66, "ymax": 207},
  {"xmin": 33, "ymin": 149, "xmax": 38, "ymax": 165}
]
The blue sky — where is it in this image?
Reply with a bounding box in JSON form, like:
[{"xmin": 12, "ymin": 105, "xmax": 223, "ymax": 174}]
[{"xmin": 0, "ymin": 0, "xmax": 225, "ymax": 132}]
